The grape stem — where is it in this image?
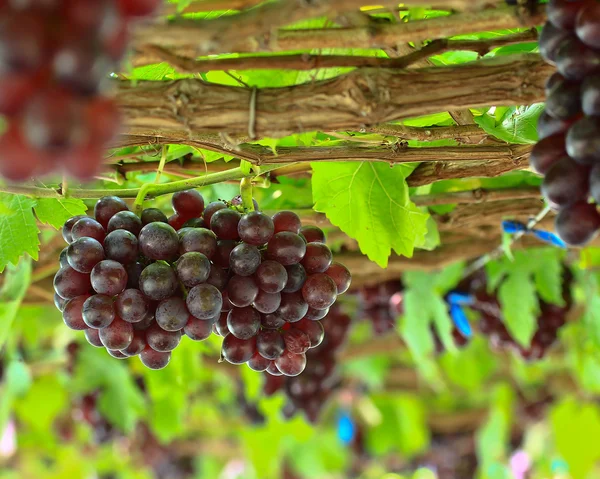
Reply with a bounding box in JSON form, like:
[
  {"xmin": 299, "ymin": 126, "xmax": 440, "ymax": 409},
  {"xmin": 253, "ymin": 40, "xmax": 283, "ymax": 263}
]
[{"xmin": 239, "ymin": 177, "xmax": 255, "ymax": 211}]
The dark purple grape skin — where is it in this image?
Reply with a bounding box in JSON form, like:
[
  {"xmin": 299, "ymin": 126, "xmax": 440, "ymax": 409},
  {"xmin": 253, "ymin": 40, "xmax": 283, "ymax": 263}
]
[
  {"xmin": 184, "ymin": 318, "xmax": 213, "ymax": 341},
  {"xmin": 210, "ymin": 208, "xmax": 242, "ymax": 240},
  {"xmin": 176, "ymin": 252, "xmax": 211, "ymax": 288},
  {"xmin": 591, "ymin": 164, "xmax": 600, "ymax": 204},
  {"xmin": 141, "ymin": 208, "xmax": 168, "ymax": 225},
  {"xmin": 140, "ymin": 346, "xmax": 171, "ymax": 370},
  {"xmin": 120, "ymin": 331, "xmax": 146, "ymax": 357},
  {"xmin": 555, "ymin": 36, "xmax": 600, "ymax": 80},
  {"xmin": 227, "ymin": 307, "xmax": 261, "ymax": 340},
  {"xmin": 67, "ymin": 237, "xmax": 105, "ymax": 273},
  {"xmin": 261, "ymin": 312, "xmax": 286, "ymax": 330},
  {"xmin": 530, "ymin": 134, "xmax": 569, "ymax": 175},
  {"xmin": 103, "ymin": 230, "xmax": 139, "ymax": 265},
  {"xmin": 91, "ymin": 260, "xmax": 128, "ymax": 296},
  {"xmin": 266, "ymin": 361, "xmax": 283, "ymax": 376},
  {"xmin": 301, "ymin": 242, "xmax": 333, "ymax": 274},
  {"xmin": 146, "ymin": 323, "xmax": 182, "ymax": 352},
  {"xmin": 257, "ymin": 330, "xmax": 285, "ymax": 360},
  {"xmin": 186, "ymin": 283, "xmax": 223, "ymax": 319},
  {"xmin": 283, "ymin": 264, "xmax": 307, "ymax": 293},
  {"xmin": 139, "ymin": 262, "xmax": 179, "ymax": 301},
  {"xmin": 277, "ymin": 291, "xmax": 309, "ymax": 323},
  {"xmin": 545, "ymin": 78, "xmax": 582, "ymax": 120},
  {"xmin": 542, "ymin": 158, "xmax": 590, "ymax": 209},
  {"xmin": 94, "ymin": 196, "xmax": 128, "ymax": 229},
  {"xmin": 539, "ymin": 22, "xmax": 573, "ymax": 65},
  {"xmin": 62, "ymin": 215, "xmax": 86, "ymax": 243},
  {"xmin": 296, "ymin": 318, "xmax": 324, "ymax": 348},
  {"xmin": 82, "ymin": 294, "xmax": 115, "ymax": 329},
  {"xmin": 238, "ymin": 211, "xmax": 274, "ymax": 246},
  {"xmin": 547, "ymin": 0, "xmax": 587, "ymax": 30},
  {"xmin": 275, "ymin": 351, "xmax": 307, "ymax": 377},
  {"xmin": 203, "ymin": 201, "xmax": 227, "ymax": 225},
  {"xmin": 179, "ymin": 228, "xmax": 217, "ymax": 258},
  {"xmin": 184, "ymin": 218, "xmax": 206, "ymax": 228},
  {"xmin": 156, "ymin": 297, "xmax": 190, "ymax": 332},
  {"xmin": 59, "ymin": 247, "xmax": 69, "ymax": 268},
  {"xmin": 125, "ymin": 262, "xmax": 145, "ymax": 290},
  {"xmin": 266, "ymin": 232, "xmax": 307, "ymax": 265},
  {"xmin": 229, "ymin": 243, "xmax": 261, "ymax": 276},
  {"xmin": 214, "ymin": 312, "xmax": 230, "ymax": 337},
  {"xmin": 227, "ymin": 275, "xmax": 259, "ymax": 307},
  {"xmin": 537, "ymin": 111, "xmax": 575, "ymax": 140},
  {"xmin": 107, "ymin": 349, "xmax": 128, "ymax": 359},
  {"xmin": 284, "ymin": 329, "xmax": 311, "ymax": 354},
  {"xmin": 221, "ymin": 335, "xmax": 256, "ymax": 364},
  {"xmin": 62, "ymin": 295, "xmax": 90, "ymax": 330},
  {"xmin": 546, "ymin": 72, "xmax": 565, "ymax": 96},
  {"xmin": 302, "ymin": 274, "xmax": 338, "ymax": 310},
  {"xmin": 54, "ymin": 293, "xmax": 67, "ymax": 312},
  {"xmin": 206, "ymin": 266, "xmax": 230, "ymax": 291},
  {"xmin": 253, "ymin": 290, "xmax": 281, "ymax": 314},
  {"xmin": 172, "ymin": 190, "xmax": 205, "ymax": 218},
  {"xmin": 248, "ymin": 352, "xmax": 271, "ymax": 372},
  {"xmin": 71, "ymin": 217, "xmax": 106, "ymax": 243},
  {"xmin": 115, "ymin": 289, "xmax": 150, "ymax": 323},
  {"xmin": 325, "ymin": 262, "xmax": 352, "ymax": 294},
  {"xmin": 300, "ymin": 225, "xmax": 325, "ymax": 244},
  {"xmin": 84, "ymin": 328, "xmax": 104, "ymax": 348},
  {"xmin": 582, "ymin": 75, "xmax": 600, "ymax": 116},
  {"xmin": 107, "ymin": 211, "xmax": 143, "ymax": 236},
  {"xmin": 99, "ymin": 317, "xmax": 134, "ymax": 350},
  {"xmin": 255, "ymin": 260, "xmax": 288, "ymax": 293},
  {"xmin": 576, "ymin": 3, "xmax": 600, "ymax": 49},
  {"xmin": 272, "ymin": 211, "xmax": 302, "ymax": 234},
  {"xmin": 566, "ymin": 116, "xmax": 600, "ymax": 164},
  {"xmin": 213, "ymin": 240, "xmax": 237, "ymax": 268},
  {"xmin": 305, "ymin": 306, "xmax": 328, "ymax": 320},
  {"xmin": 54, "ymin": 266, "xmax": 91, "ymax": 300},
  {"xmin": 133, "ymin": 313, "xmax": 155, "ymax": 331},
  {"xmin": 555, "ymin": 201, "xmax": 600, "ymax": 246},
  {"xmin": 138, "ymin": 222, "xmax": 179, "ymax": 261}
]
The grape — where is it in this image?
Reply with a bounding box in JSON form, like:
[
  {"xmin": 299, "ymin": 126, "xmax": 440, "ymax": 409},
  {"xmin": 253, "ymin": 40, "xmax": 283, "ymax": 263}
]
[
  {"xmin": 582, "ymin": 75, "xmax": 600, "ymax": 116},
  {"xmin": 591, "ymin": 164, "xmax": 600, "ymax": 204},
  {"xmin": 301, "ymin": 243, "xmax": 333, "ymax": 274},
  {"xmin": 324, "ymin": 262, "xmax": 352, "ymax": 294},
  {"xmin": 104, "ymin": 229, "xmax": 138, "ymax": 264},
  {"xmin": 255, "ymin": 260, "xmax": 288, "ymax": 293},
  {"xmin": 546, "ymin": 72, "xmax": 565, "ymax": 95},
  {"xmin": 305, "ymin": 307, "xmax": 328, "ymax": 320},
  {"xmin": 107, "ymin": 211, "xmax": 142, "ymax": 235},
  {"xmin": 91, "ymin": 260, "xmax": 127, "ymax": 296},
  {"xmin": 156, "ymin": 297, "xmax": 190, "ymax": 332},
  {"xmin": 175, "ymin": 252, "xmax": 211, "ymax": 288},
  {"xmin": 227, "ymin": 307, "xmax": 261, "ymax": 340},
  {"xmin": 187, "ymin": 283, "xmax": 223, "ymax": 319},
  {"xmin": 248, "ymin": 352, "xmax": 271, "ymax": 372},
  {"xmin": 253, "ymin": 290, "xmax": 281, "ymax": 314},
  {"xmin": 115, "ymin": 289, "xmax": 149, "ymax": 323},
  {"xmin": 299, "ymin": 225, "xmax": 325, "ymax": 244},
  {"xmin": 54, "ymin": 292, "xmax": 67, "ymax": 312},
  {"xmin": 275, "ymin": 351, "xmax": 307, "ymax": 377},
  {"xmin": 138, "ymin": 222, "xmax": 179, "ymax": 260},
  {"xmin": 537, "ymin": 111, "xmax": 574, "ymax": 140},
  {"xmin": 62, "ymin": 215, "xmax": 87, "ymax": 243},
  {"xmin": 272, "ymin": 211, "xmax": 302, "ymax": 234},
  {"xmin": 125, "ymin": 262, "xmax": 144, "ymax": 289},
  {"xmin": 214, "ymin": 312, "xmax": 230, "ymax": 337},
  {"xmin": 257, "ymin": 330, "xmax": 285, "ymax": 360},
  {"xmin": 230, "ymin": 243, "xmax": 261, "ymax": 276},
  {"xmin": 267, "ymin": 232, "xmax": 306, "ymax": 265},
  {"xmin": 227, "ymin": 275, "xmax": 259, "ymax": 307},
  {"xmin": 139, "ymin": 262, "xmax": 179, "ymax": 301},
  {"xmin": 302, "ymin": 274, "xmax": 338, "ymax": 310},
  {"xmin": 94, "ymin": 196, "xmax": 128, "ymax": 229},
  {"xmin": 0, "ymin": 13, "xmax": 46, "ymax": 73},
  {"xmin": 284, "ymin": 329, "xmax": 311, "ymax": 354},
  {"xmin": 107, "ymin": 349, "xmax": 127, "ymax": 359},
  {"xmin": 576, "ymin": 3, "xmax": 600, "ymax": 49},
  {"xmin": 547, "ymin": 0, "xmax": 587, "ymax": 30},
  {"xmin": 99, "ymin": 317, "xmax": 133, "ymax": 350},
  {"xmin": 179, "ymin": 228, "xmax": 217, "ymax": 258},
  {"xmin": 133, "ymin": 312, "xmax": 155, "ymax": 331},
  {"xmin": 206, "ymin": 266, "xmax": 230, "ymax": 291},
  {"xmin": 283, "ymin": 264, "xmax": 307, "ymax": 293},
  {"xmin": 566, "ymin": 116, "xmax": 600, "ymax": 164},
  {"xmin": 545, "ymin": 77, "xmax": 582, "ymax": 120},
  {"xmin": 120, "ymin": 331, "xmax": 146, "ymax": 357},
  {"xmin": 277, "ymin": 291, "xmax": 309, "ymax": 323},
  {"xmin": 238, "ymin": 211, "xmax": 274, "ymax": 245},
  {"xmin": 210, "ymin": 239, "xmax": 236, "ymax": 268},
  {"xmin": 84, "ymin": 328, "xmax": 103, "ymax": 348},
  {"xmin": 82, "ymin": 294, "xmax": 115, "ymax": 329},
  {"xmin": 184, "ymin": 218, "xmax": 206, "ymax": 228},
  {"xmin": 541, "ymin": 159, "xmax": 590, "ymax": 209},
  {"xmin": 141, "ymin": 208, "xmax": 168, "ymax": 225},
  {"xmin": 203, "ymin": 201, "xmax": 227, "ymax": 225},
  {"xmin": 140, "ymin": 346, "xmax": 171, "ymax": 370},
  {"xmin": 555, "ymin": 201, "xmax": 600, "ymax": 245},
  {"xmin": 71, "ymin": 217, "xmax": 106, "ymax": 243},
  {"xmin": 210, "ymin": 209, "xmax": 241, "ymax": 240},
  {"xmin": 172, "ymin": 189, "xmax": 204, "ymax": 218},
  {"xmin": 266, "ymin": 361, "xmax": 283, "ymax": 376},
  {"xmin": 168, "ymin": 213, "xmax": 187, "ymax": 231},
  {"xmin": 67, "ymin": 237, "xmax": 105, "ymax": 273},
  {"xmin": 295, "ymin": 319, "xmax": 324, "ymax": 348},
  {"xmin": 146, "ymin": 323, "xmax": 182, "ymax": 352},
  {"xmin": 184, "ymin": 318, "xmax": 213, "ymax": 341},
  {"xmin": 63, "ymin": 294, "xmax": 90, "ymax": 330},
  {"xmin": 222, "ymin": 291, "xmax": 234, "ymax": 311},
  {"xmin": 54, "ymin": 266, "xmax": 91, "ymax": 299},
  {"xmin": 555, "ymin": 36, "xmax": 600, "ymax": 80},
  {"xmin": 118, "ymin": 0, "xmax": 161, "ymax": 17},
  {"xmin": 262, "ymin": 312, "xmax": 286, "ymax": 329},
  {"xmin": 221, "ymin": 335, "xmax": 256, "ymax": 364}
]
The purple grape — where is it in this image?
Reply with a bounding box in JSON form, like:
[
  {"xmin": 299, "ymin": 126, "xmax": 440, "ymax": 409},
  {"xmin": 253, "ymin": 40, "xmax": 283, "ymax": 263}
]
[
  {"xmin": 227, "ymin": 275, "xmax": 259, "ymax": 307},
  {"xmin": 227, "ymin": 306, "xmax": 261, "ymax": 339},
  {"xmin": 62, "ymin": 294, "xmax": 90, "ymax": 330},
  {"xmin": 266, "ymin": 232, "xmax": 306, "ymax": 265},
  {"xmin": 140, "ymin": 346, "xmax": 171, "ymax": 369},
  {"xmin": 156, "ymin": 297, "xmax": 190, "ymax": 332},
  {"xmin": 62, "ymin": 215, "xmax": 86, "ymax": 243},
  {"xmin": 175, "ymin": 252, "xmax": 211, "ymax": 287},
  {"xmin": 276, "ymin": 291, "xmax": 309, "ymax": 323},
  {"xmin": 324, "ymin": 262, "xmax": 351, "ymax": 294},
  {"xmin": 257, "ymin": 329, "xmax": 285, "ymax": 360},
  {"xmin": 229, "ymin": 243, "xmax": 261, "ymax": 276},
  {"xmin": 275, "ymin": 351, "xmax": 307, "ymax": 377},
  {"xmin": 67, "ymin": 237, "xmax": 105, "ymax": 273},
  {"xmin": 255, "ymin": 260, "xmax": 287, "ymax": 293},
  {"xmin": 179, "ymin": 228, "xmax": 217, "ymax": 258},
  {"xmin": 54, "ymin": 266, "xmax": 91, "ymax": 299},
  {"xmin": 82, "ymin": 294, "xmax": 115, "ymax": 329},
  {"xmin": 139, "ymin": 262, "xmax": 179, "ymax": 301},
  {"xmin": 272, "ymin": 211, "xmax": 301, "ymax": 234},
  {"xmin": 210, "ymin": 208, "xmax": 241, "ymax": 240},
  {"xmin": 238, "ymin": 211, "xmax": 274, "ymax": 246},
  {"xmin": 141, "ymin": 208, "xmax": 168, "ymax": 225},
  {"xmin": 103, "ymin": 229, "xmax": 139, "ymax": 265},
  {"xmin": 107, "ymin": 211, "xmax": 142, "ymax": 235},
  {"xmin": 138, "ymin": 222, "xmax": 179, "ymax": 260},
  {"xmin": 300, "ymin": 242, "xmax": 332, "ymax": 274},
  {"xmin": 71, "ymin": 217, "xmax": 105, "ymax": 243},
  {"xmin": 221, "ymin": 335, "xmax": 255, "ymax": 364},
  {"xmin": 302, "ymin": 274, "xmax": 338, "ymax": 310},
  {"xmin": 120, "ymin": 331, "xmax": 146, "ymax": 357},
  {"xmin": 184, "ymin": 318, "xmax": 213, "ymax": 341},
  {"xmin": 99, "ymin": 317, "xmax": 134, "ymax": 350},
  {"xmin": 146, "ymin": 323, "xmax": 182, "ymax": 352},
  {"xmin": 91, "ymin": 260, "xmax": 127, "ymax": 296},
  {"xmin": 115, "ymin": 289, "xmax": 150, "ymax": 323},
  {"xmin": 94, "ymin": 196, "xmax": 128, "ymax": 229},
  {"xmin": 186, "ymin": 283, "xmax": 223, "ymax": 319},
  {"xmin": 84, "ymin": 328, "xmax": 103, "ymax": 348},
  {"xmin": 253, "ymin": 290, "xmax": 281, "ymax": 314},
  {"xmin": 282, "ymin": 264, "xmax": 307, "ymax": 293}
]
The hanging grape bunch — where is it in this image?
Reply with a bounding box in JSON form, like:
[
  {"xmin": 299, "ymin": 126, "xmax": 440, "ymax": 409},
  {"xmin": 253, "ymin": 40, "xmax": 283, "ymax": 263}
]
[
  {"xmin": 533, "ymin": 0, "xmax": 600, "ymax": 245},
  {"xmin": 0, "ymin": 0, "xmax": 161, "ymax": 181},
  {"xmin": 53, "ymin": 190, "xmax": 352, "ymax": 374}
]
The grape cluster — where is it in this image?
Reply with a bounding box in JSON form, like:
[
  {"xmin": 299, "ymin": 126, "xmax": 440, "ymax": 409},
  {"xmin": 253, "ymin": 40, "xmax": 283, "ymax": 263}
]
[
  {"xmin": 534, "ymin": 0, "xmax": 600, "ymax": 245},
  {"xmin": 54, "ymin": 190, "xmax": 352, "ymax": 374},
  {"xmin": 358, "ymin": 280, "xmax": 404, "ymax": 335},
  {"xmin": 0, "ymin": 0, "xmax": 160, "ymax": 181}
]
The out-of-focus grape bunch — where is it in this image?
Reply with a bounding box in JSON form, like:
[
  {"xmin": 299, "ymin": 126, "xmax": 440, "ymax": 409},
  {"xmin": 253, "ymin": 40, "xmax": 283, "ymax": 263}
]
[
  {"xmin": 53, "ymin": 190, "xmax": 352, "ymax": 374},
  {"xmin": 0, "ymin": 0, "xmax": 161, "ymax": 181}
]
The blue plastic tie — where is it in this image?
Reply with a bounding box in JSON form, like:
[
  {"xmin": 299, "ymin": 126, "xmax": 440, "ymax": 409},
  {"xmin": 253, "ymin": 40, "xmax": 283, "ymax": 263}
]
[
  {"xmin": 450, "ymin": 304, "xmax": 472, "ymax": 338},
  {"xmin": 447, "ymin": 292, "xmax": 475, "ymax": 306},
  {"xmin": 336, "ymin": 411, "xmax": 355, "ymax": 445},
  {"xmin": 501, "ymin": 220, "xmax": 566, "ymax": 248},
  {"xmin": 502, "ymin": 220, "xmax": 527, "ymax": 234}
]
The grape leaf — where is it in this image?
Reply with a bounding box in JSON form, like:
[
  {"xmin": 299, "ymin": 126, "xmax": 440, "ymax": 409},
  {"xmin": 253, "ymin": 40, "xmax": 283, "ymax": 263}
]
[
  {"xmin": 498, "ymin": 267, "xmax": 538, "ymax": 347},
  {"xmin": 531, "ymin": 248, "xmax": 566, "ymax": 306},
  {"xmin": 34, "ymin": 197, "xmax": 87, "ymax": 230},
  {"xmin": 474, "ymin": 104, "xmax": 544, "ymax": 144},
  {"xmin": 0, "ymin": 194, "xmax": 39, "ymax": 272},
  {"xmin": 0, "ymin": 258, "xmax": 32, "ymax": 349},
  {"xmin": 312, "ymin": 162, "xmax": 429, "ymax": 267}
]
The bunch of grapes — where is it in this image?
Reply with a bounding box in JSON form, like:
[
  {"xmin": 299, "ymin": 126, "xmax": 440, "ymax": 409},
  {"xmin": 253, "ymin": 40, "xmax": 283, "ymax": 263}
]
[
  {"xmin": 0, "ymin": 0, "xmax": 161, "ymax": 181},
  {"xmin": 533, "ymin": 0, "xmax": 600, "ymax": 245},
  {"xmin": 358, "ymin": 280, "xmax": 404, "ymax": 336},
  {"xmin": 53, "ymin": 190, "xmax": 352, "ymax": 374}
]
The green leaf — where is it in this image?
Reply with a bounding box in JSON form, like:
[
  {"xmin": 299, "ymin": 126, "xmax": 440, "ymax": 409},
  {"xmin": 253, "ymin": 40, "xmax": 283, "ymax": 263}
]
[
  {"xmin": 415, "ymin": 215, "xmax": 441, "ymax": 251},
  {"xmin": 312, "ymin": 162, "xmax": 429, "ymax": 267},
  {"xmin": 0, "ymin": 258, "xmax": 32, "ymax": 348},
  {"xmin": 498, "ymin": 268, "xmax": 538, "ymax": 347},
  {"xmin": 474, "ymin": 104, "xmax": 543, "ymax": 144},
  {"xmin": 0, "ymin": 194, "xmax": 39, "ymax": 271},
  {"xmin": 531, "ymin": 249, "xmax": 566, "ymax": 306},
  {"xmin": 34, "ymin": 197, "xmax": 87, "ymax": 230}
]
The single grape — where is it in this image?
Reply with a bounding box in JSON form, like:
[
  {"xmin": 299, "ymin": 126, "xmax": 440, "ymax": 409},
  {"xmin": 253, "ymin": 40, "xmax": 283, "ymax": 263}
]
[
  {"xmin": 300, "ymin": 225, "xmax": 325, "ymax": 244},
  {"xmin": 146, "ymin": 323, "xmax": 182, "ymax": 352},
  {"xmin": 84, "ymin": 328, "xmax": 104, "ymax": 348},
  {"xmin": 210, "ymin": 208, "xmax": 241, "ymax": 240},
  {"xmin": 305, "ymin": 306, "xmax": 328, "ymax": 320},
  {"xmin": 187, "ymin": 283, "xmax": 223, "ymax": 319},
  {"xmin": 0, "ymin": 12, "xmax": 46, "ymax": 73},
  {"xmin": 184, "ymin": 218, "xmax": 206, "ymax": 228},
  {"xmin": 566, "ymin": 116, "xmax": 600, "ymax": 164},
  {"xmin": 547, "ymin": 0, "xmax": 587, "ymax": 30},
  {"xmin": 179, "ymin": 228, "xmax": 217, "ymax": 258},
  {"xmin": 82, "ymin": 294, "xmax": 115, "ymax": 329},
  {"xmin": 168, "ymin": 213, "xmax": 187, "ymax": 231},
  {"xmin": 295, "ymin": 318, "xmax": 324, "ymax": 348},
  {"xmin": 324, "ymin": 262, "xmax": 352, "ymax": 294},
  {"xmin": 206, "ymin": 266, "xmax": 230, "ymax": 291},
  {"xmin": 555, "ymin": 201, "xmax": 600, "ymax": 245},
  {"xmin": 253, "ymin": 290, "xmax": 281, "ymax": 314},
  {"xmin": 117, "ymin": 0, "xmax": 161, "ymax": 17},
  {"xmin": 172, "ymin": 189, "xmax": 204, "ymax": 218},
  {"xmin": 555, "ymin": 36, "xmax": 600, "ymax": 80},
  {"xmin": 546, "ymin": 72, "xmax": 565, "ymax": 95},
  {"xmin": 63, "ymin": 294, "xmax": 90, "ymax": 330},
  {"xmin": 94, "ymin": 196, "xmax": 128, "ymax": 229},
  {"xmin": 221, "ymin": 335, "xmax": 256, "ymax": 364},
  {"xmin": 301, "ymin": 242, "xmax": 333, "ymax": 274},
  {"xmin": 257, "ymin": 330, "xmax": 285, "ymax": 360},
  {"xmin": 99, "ymin": 317, "xmax": 133, "ymax": 350},
  {"xmin": 54, "ymin": 292, "xmax": 67, "ymax": 312},
  {"xmin": 62, "ymin": 215, "xmax": 87, "ymax": 243},
  {"xmin": 213, "ymin": 240, "xmax": 237, "ymax": 268},
  {"xmin": 184, "ymin": 318, "xmax": 213, "ymax": 341},
  {"xmin": 537, "ymin": 111, "xmax": 574, "ymax": 140},
  {"xmin": 54, "ymin": 266, "xmax": 91, "ymax": 299},
  {"xmin": 227, "ymin": 307, "xmax": 261, "ymax": 340},
  {"xmin": 267, "ymin": 232, "xmax": 306, "ymax": 265},
  {"xmin": 214, "ymin": 311, "xmax": 230, "ymax": 337},
  {"xmin": 140, "ymin": 346, "xmax": 171, "ymax": 370},
  {"xmin": 115, "ymin": 289, "xmax": 150, "ymax": 323},
  {"xmin": 107, "ymin": 349, "xmax": 128, "ymax": 359},
  {"xmin": 545, "ymin": 77, "xmax": 582, "ymax": 120},
  {"xmin": 266, "ymin": 361, "xmax": 283, "ymax": 376},
  {"xmin": 272, "ymin": 211, "xmax": 302, "ymax": 234},
  {"xmin": 103, "ymin": 229, "xmax": 139, "ymax": 264},
  {"xmin": 120, "ymin": 331, "xmax": 146, "ymax": 357},
  {"xmin": 107, "ymin": 211, "xmax": 142, "ymax": 235},
  {"xmin": 139, "ymin": 262, "xmax": 179, "ymax": 301},
  {"xmin": 262, "ymin": 312, "xmax": 286, "ymax": 329},
  {"xmin": 275, "ymin": 351, "xmax": 307, "ymax": 377},
  {"xmin": 227, "ymin": 275, "xmax": 259, "ymax": 307},
  {"xmin": 576, "ymin": 3, "xmax": 600, "ymax": 49},
  {"xmin": 230, "ymin": 243, "xmax": 261, "ymax": 276},
  {"xmin": 133, "ymin": 312, "xmax": 155, "ymax": 331},
  {"xmin": 302, "ymin": 274, "xmax": 338, "ymax": 310},
  {"xmin": 71, "ymin": 217, "xmax": 106, "ymax": 243},
  {"xmin": 277, "ymin": 291, "xmax": 309, "ymax": 323},
  {"xmin": 203, "ymin": 201, "xmax": 227, "ymax": 225},
  {"xmin": 582, "ymin": 75, "xmax": 600, "ymax": 116},
  {"xmin": 138, "ymin": 222, "xmax": 179, "ymax": 260},
  {"xmin": 591, "ymin": 163, "xmax": 600, "ymax": 204},
  {"xmin": 67, "ymin": 237, "xmax": 105, "ymax": 273},
  {"xmin": 255, "ymin": 260, "xmax": 288, "ymax": 293},
  {"xmin": 141, "ymin": 208, "xmax": 168, "ymax": 225},
  {"xmin": 175, "ymin": 252, "xmax": 211, "ymax": 288},
  {"xmin": 238, "ymin": 211, "xmax": 274, "ymax": 245},
  {"xmin": 542, "ymin": 158, "xmax": 590, "ymax": 208},
  {"xmin": 284, "ymin": 329, "xmax": 311, "ymax": 354},
  {"xmin": 91, "ymin": 260, "xmax": 127, "ymax": 296},
  {"xmin": 156, "ymin": 297, "xmax": 190, "ymax": 332},
  {"xmin": 283, "ymin": 264, "xmax": 307, "ymax": 293},
  {"xmin": 248, "ymin": 352, "xmax": 271, "ymax": 372},
  {"xmin": 125, "ymin": 262, "xmax": 145, "ymax": 289}
]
